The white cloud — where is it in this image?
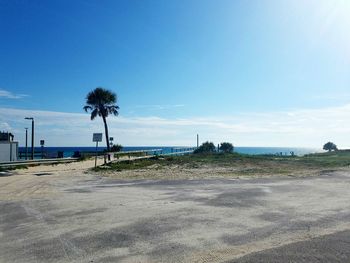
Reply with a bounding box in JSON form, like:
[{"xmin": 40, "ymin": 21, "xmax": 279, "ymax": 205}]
[
  {"xmin": 1, "ymin": 104, "xmax": 350, "ymax": 148},
  {"xmin": 0, "ymin": 122, "xmax": 11, "ymax": 131},
  {"xmin": 133, "ymin": 104, "xmax": 185, "ymax": 110},
  {"xmin": 0, "ymin": 89, "xmax": 28, "ymax": 99}
]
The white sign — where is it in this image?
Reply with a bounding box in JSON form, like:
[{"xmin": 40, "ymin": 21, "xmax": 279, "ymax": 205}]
[{"xmin": 93, "ymin": 133, "xmax": 103, "ymax": 142}]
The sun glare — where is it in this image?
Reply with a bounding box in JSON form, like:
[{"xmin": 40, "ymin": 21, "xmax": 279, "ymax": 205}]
[{"xmin": 309, "ymin": 0, "xmax": 350, "ymax": 59}]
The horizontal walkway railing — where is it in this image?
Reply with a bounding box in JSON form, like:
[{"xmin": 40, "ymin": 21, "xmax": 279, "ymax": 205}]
[
  {"xmin": 1, "ymin": 148, "xmax": 197, "ymax": 168},
  {"xmin": 0, "ymin": 157, "xmax": 79, "ymax": 167}
]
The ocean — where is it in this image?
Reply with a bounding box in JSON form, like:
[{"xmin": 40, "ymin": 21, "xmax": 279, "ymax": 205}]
[{"xmin": 18, "ymin": 146, "xmax": 322, "ymax": 159}]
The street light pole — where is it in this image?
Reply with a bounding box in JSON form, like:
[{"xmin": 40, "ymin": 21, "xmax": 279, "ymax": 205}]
[
  {"xmin": 25, "ymin": 117, "xmax": 34, "ymax": 160},
  {"xmin": 31, "ymin": 119, "xmax": 34, "ymax": 159},
  {"xmin": 25, "ymin": 128, "xmax": 28, "ymax": 160}
]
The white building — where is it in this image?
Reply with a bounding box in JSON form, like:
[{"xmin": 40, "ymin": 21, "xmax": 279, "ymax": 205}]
[{"xmin": 0, "ymin": 132, "xmax": 18, "ymax": 163}]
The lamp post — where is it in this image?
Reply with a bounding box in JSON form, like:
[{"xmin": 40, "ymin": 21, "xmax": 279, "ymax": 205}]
[
  {"xmin": 25, "ymin": 117, "xmax": 34, "ymax": 160},
  {"xmin": 25, "ymin": 128, "xmax": 28, "ymax": 160}
]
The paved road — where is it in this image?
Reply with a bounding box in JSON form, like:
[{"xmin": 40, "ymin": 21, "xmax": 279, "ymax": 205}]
[
  {"xmin": 1, "ymin": 170, "xmax": 350, "ymax": 262},
  {"xmin": 230, "ymin": 230, "xmax": 350, "ymax": 263}
]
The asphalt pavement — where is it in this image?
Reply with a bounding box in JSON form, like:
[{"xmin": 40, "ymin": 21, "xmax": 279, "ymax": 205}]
[{"xmin": 1, "ymin": 171, "xmax": 350, "ymax": 262}]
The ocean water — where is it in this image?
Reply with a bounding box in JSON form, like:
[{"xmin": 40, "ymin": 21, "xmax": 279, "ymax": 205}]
[
  {"xmin": 234, "ymin": 147, "xmax": 321, "ymax": 156},
  {"xmin": 18, "ymin": 146, "xmax": 322, "ymax": 159}
]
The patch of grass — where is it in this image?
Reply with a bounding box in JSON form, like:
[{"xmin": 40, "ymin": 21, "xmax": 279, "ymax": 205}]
[
  {"xmin": 94, "ymin": 157, "xmax": 162, "ymax": 172},
  {"xmin": 0, "ymin": 165, "xmax": 28, "ymax": 171},
  {"xmin": 297, "ymin": 151, "xmax": 350, "ymax": 168},
  {"xmin": 77, "ymin": 155, "xmax": 89, "ymax": 162},
  {"xmin": 94, "ymin": 150, "xmax": 350, "ymax": 177}
]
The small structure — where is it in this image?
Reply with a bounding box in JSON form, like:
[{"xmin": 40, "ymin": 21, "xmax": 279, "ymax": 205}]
[{"xmin": 0, "ymin": 132, "xmax": 18, "ymax": 162}]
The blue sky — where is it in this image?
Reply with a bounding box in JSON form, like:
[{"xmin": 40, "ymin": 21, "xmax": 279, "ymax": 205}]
[{"xmin": 1, "ymin": 0, "xmax": 350, "ymax": 147}]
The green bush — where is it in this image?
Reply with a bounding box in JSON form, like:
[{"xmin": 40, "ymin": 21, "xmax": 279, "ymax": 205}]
[
  {"xmin": 219, "ymin": 142, "xmax": 234, "ymax": 153},
  {"xmin": 110, "ymin": 144, "xmax": 123, "ymax": 152},
  {"xmin": 194, "ymin": 141, "xmax": 216, "ymax": 154}
]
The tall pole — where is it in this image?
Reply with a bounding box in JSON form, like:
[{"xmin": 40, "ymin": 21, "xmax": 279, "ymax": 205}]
[
  {"xmin": 197, "ymin": 134, "xmax": 199, "ymax": 148},
  {"xmin": 25, "ymin": 117, "xmax": 35, "ymax": 160},
  {"xmin": 31, "ymin": 119, "xmax": 34, "ymax": 160},
  {"xmin": 25, "ymin": 128, "xmax": 28, "ymax": 160}
]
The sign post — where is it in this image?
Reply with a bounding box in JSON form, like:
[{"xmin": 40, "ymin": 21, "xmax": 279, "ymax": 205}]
[{"xmin": 93, "ymin": 133, "xmax": 103, "ymax": 168}]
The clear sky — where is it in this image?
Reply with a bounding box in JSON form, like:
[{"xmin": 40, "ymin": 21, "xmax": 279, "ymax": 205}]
[{"xmin": 1, "ymin": 0, "xmax": 350, "ymax": 147}]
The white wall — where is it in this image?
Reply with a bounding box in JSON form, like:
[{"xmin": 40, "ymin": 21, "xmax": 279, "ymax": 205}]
[{"xmin": 0, "ymin": 142, "xmax": 18, "ymax": 162}]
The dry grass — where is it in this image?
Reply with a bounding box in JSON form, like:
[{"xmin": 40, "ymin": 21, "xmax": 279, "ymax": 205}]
[{"xmin": 94, "ymin": 151, "xmax": 350, "ymax": 180}]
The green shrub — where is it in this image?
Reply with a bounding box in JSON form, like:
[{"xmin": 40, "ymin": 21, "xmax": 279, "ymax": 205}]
[
  {"xmin": 194, "ymin": 141, "xmax": 216, "ymax": 154},
  {"xmin": 219, "ymin": 142, "xmax": 234, "ymax": 153},
  {"xmin": 111, "ymin": 144, "xmax": 123, "ymax": 152}
]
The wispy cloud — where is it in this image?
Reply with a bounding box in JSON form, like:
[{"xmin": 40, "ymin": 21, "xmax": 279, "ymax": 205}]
[
  {"xmin": 1, "ymin": 104, "xmax": 350, "ymax": 147},
  {"xmin": 133, "ymin": 104, "xmax": 185, "ymax": 110},
  {"xmin": 311, "ymin": 92, "xmax": 350, "ymax": 102},
  {"xmin": 0, "ymin": 89, "xmax": 28, "ymax": 99}
]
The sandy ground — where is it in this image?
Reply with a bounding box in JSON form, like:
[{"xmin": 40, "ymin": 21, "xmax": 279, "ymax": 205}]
[{"xmin": 1, "ymin": 161, "xmax": 350, "ymax": 262}]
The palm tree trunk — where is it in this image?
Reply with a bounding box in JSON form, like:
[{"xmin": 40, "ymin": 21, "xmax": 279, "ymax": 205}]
[{"xmin": 102, "ymin": 115, "xmax": 110, "ymax": 152}]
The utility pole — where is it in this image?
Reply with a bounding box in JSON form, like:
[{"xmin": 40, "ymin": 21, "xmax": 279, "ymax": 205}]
[
  {"xmin": 31, "ymin": 119, "xmax": 34, "ymax": 160},
  {"xmin": 25, "ymin": 117, "xmax": 34, "ymax": 160},
  {"xmin": 25, "ymin": 128, "xmax": 28, "ymax": 160},
  {"xmin": 197, "ymin": 134, "xmax": 199, "ymax": 148}
]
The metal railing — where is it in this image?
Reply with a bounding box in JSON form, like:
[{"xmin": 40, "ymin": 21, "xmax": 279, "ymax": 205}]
[{"xmin": 0, "ymin": 157, "xmax": 79, "ymax": 167}]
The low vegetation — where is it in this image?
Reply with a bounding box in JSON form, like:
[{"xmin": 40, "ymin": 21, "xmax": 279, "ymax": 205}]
[
  {"xmin": 94, "ymin": 150, "xmax": 350, "ymax": 178},
  {"xmin": 0, "ymin": 165, "xmax": 28, "ymax": 172},
  {"xmin": 110, "ymin": 144, "xmax": 123, "ymax": 152},
  {"xmin": 194, "ymin": 141, "xmax": 216, "ymax": 154},
  {"xmin": 219, "ymin": 142, "xmax": 234, "ymax": 153}
]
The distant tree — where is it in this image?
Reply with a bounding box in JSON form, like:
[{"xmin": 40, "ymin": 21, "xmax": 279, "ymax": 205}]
[
  {"xmin": 219, "ymin": 142, "xmax": 234, "ymax": 153},
  {"xmin": 194, "ymin": 141, "xmax": 216, "ymax": 154},
  {"xmin": 323, "ymin": 142, "xmax": 338, "ymax": 152},
  {"xmin": 83, "ymin": 87, "xmax": 119, "ymax": 152},
  {"xmin": 111, "ymin": 144, "xmax": 123, "ymax": 152}
]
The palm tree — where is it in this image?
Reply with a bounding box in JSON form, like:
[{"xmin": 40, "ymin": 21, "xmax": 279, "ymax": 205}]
[{"xmin": 83, "ymin": 87, "xmax": 119, "ymax": 151}]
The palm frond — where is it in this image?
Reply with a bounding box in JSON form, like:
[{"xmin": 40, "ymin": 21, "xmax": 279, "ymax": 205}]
[
  {"xmin": 84, "ymin": 87, "xmax": 119, "ymax": 118},
  {"xmin": 107, "ymin": 105, "xmax": 119, "ymax": 116},
  {"xmin": 86, "ymin": 87, "xmax": 117, "ymax": 105},
  {"xmin": 90, "ymin": 108, "xmax": 99, "ymax": 120},
  {"xmin": 83, "ymin": 105, "xmax": 93, "ymax": 112}
]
